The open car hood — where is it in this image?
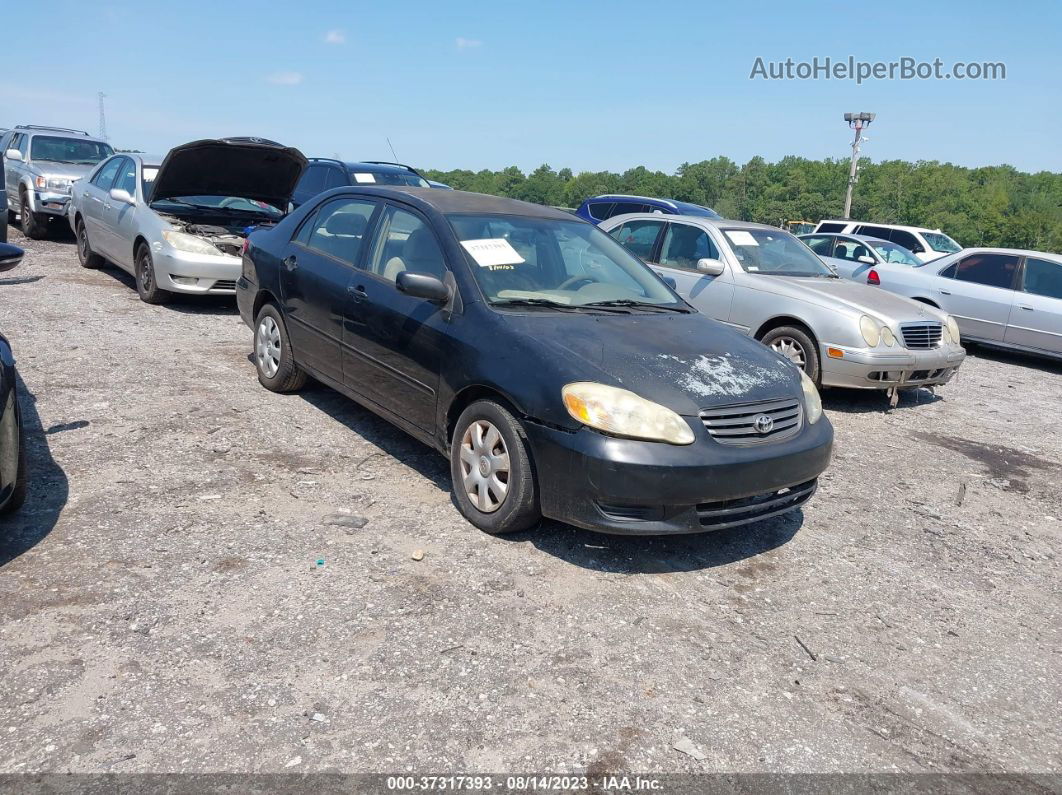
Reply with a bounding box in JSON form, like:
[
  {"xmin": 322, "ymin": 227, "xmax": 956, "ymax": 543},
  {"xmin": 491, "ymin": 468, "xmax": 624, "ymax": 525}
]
[{"xmin": 150, "ymin": 137, "xmax": 307, "ymax": 209}]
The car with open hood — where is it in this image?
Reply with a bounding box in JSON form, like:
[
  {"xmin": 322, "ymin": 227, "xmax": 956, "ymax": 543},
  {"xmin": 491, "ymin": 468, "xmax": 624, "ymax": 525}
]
[
  {"xmin": 601, "ymin": 214, "xmax": 966, "ymax": 393},
  {"xmin": 67, "ymin": 137, "xmax": 306, "ymax": 303},
  {"xmin": 237, "ymin": 187, "xmax": 833, "ymax": 536},
  {"xmin": 0, "ymin": 242, "xmax": 28, "ymax": 515}
]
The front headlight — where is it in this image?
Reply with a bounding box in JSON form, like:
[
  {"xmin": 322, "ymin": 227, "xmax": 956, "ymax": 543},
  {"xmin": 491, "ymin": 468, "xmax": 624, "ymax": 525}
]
[
  {"xmin": 162, "ymin": 230, "xmax": 220, "ymax": 256},
  {"xmin": 799, "ymin": 369, "xmax": 823, "ymax": 425},
  {"xmin": 946, "ymin": 316, "xmax": 960, "ymax": 344},
  {"xmin": 46, "ymin": 177, "xmax": 72, "ymax": 194},
  {"xmin": 562, "ymin": 382, "xmax": 695, "ymax": 445},
  {"xmin": 880, "ymin": 326, "xmax": 896, "ymax": 347},
  {"xmin": 859, "ymin": 315, "xmax": 881, "ymax": 347}
]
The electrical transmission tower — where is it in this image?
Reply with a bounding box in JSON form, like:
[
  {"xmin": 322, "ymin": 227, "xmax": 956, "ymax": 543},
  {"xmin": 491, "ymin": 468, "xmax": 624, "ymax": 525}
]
[{"xmin": 98, "ymin": 92, "xmax": 108, "ymax": 140}]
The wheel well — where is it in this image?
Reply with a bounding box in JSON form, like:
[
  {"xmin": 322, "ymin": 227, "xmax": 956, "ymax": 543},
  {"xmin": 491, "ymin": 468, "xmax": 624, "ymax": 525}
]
[
  {"xmin": 133, "ymin": 235, "xmax": 149, "ymax": 260},
  {"xmin": 754, "ymin": 316, "xmax": 817, "ymax": 346},
  {"xmin": 911, "ymin": 297, "xmax": 940, "ymax": 308},
  {"xmin": 252, "ymin": 289, "xmax": 278, "ymax": 321},
  {"xmin": 445, "ymin": 386, "xmax": 519, "ymax": 443}
]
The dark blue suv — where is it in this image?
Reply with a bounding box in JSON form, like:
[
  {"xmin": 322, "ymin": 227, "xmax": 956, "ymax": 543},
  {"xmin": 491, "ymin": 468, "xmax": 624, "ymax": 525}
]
[
  {"xmin": 292, "ymin": 160, "xmax": 431, "ymax": 208},
  {"xmin": 576, "ymin": 194, "xmax": 721, "ymax": 225}
]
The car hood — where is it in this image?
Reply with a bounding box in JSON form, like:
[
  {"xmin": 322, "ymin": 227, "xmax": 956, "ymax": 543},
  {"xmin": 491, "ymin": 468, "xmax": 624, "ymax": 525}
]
[
  {"xmin": 502, "ymin": 311, "xmax": 802, "ymax": 416},
  {"xmin": 756, "ymin": 275, "xmax": 945, "ymax": 323},
  {"xmin": 150, "ymin": 138, "xmax": 307, "ymax": 208},
  {"xmin": 34, "ymin": 162, "xmax": 96, "ymax": 182}
]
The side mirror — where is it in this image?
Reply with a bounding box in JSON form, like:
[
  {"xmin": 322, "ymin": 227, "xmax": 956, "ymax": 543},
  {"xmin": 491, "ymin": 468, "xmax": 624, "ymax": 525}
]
[
  {"xmin": 109, "ymin": 188, "xmax": 135, "ymax": 205},
  {"xmin": 396, "ymin": 271, "xmax": 450, "ymax": 303},
  {"xmin": 5, "ymin": 149, "xmax": 22, "ymax": 161},
  {"xmin": 696, "ymin": 257, "xmax": 725, "ymax": 276},
  {"xmin": 857, "ymin": 255, "xmax": 876, "ymax": 265},
  {"xmin": 661, "ymin": 276, "xmax": 677, "ymax": 289},
  {"xmin": 0, "ymin": 243, "xmax": 24, "ymax": 273}
]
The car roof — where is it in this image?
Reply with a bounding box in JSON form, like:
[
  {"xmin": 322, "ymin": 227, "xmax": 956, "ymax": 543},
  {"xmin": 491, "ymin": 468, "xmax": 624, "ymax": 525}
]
[
  {"xmin": 951, "ymin": 247, "xmax": 1062, "ymax": 261},
  {"xmin": 800, "ymin": 232, "xmax": 890, "ymax": 244},
  {"xmin": 603, "ymin": 213, "xmax": 778, "ymax": 232},
  {"xmin": 336, "ymin": 186, "xmax": 578, "ymax": 220},
  {"xmin": 818, "ymin": 219, "xmax": 945, "ymax": 234}
]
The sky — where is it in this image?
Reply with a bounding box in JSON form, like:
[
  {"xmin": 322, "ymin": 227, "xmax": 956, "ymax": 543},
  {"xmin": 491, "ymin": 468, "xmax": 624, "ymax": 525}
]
[{"xmin": 2, "ymin": 0, "xmax": 1060, "ymax": 174}]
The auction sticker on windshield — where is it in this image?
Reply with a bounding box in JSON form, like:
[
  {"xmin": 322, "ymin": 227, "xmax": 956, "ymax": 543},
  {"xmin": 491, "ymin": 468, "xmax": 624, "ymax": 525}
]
[
  {"xmin": 725, "ymin": 230, "xmax": 759, "ymax": 246},
  {"xmin": 461, "ymin": 238, "xmax": 526, "ymax": 268},
  {"xmin": 353, "ymin": 173, "xmax": 376, "ymax": 183}
]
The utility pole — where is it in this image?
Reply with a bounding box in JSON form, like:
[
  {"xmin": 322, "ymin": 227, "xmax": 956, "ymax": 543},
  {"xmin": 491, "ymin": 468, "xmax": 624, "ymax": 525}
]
[
  {"xmin": 842, "ymin": 111, "xmax": 874, "ymax": 219},
  {"xmin": 98, "ymin": 92, "xmax": 108, "ymax": 140}
]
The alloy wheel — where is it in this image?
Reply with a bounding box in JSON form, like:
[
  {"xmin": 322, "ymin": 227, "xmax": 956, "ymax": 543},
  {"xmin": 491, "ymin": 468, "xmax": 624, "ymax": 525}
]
[
  {"xmin": 771, "ymin": 337, "xmax": 807, "ymax": 369},
  {"xmin": 256, "ymin": 316, "xmax": 281, "ymax": 378},
  {"xmin": 459, "ymin": 419, "xmax": 510, "ymax": 513}
]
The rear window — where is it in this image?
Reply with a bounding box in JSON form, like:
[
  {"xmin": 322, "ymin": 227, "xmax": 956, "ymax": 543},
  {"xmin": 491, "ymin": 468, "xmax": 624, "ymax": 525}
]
[
  {"xmin": 587, "ymin": 202, "xmax": 614, "ymax": 220},
  {"xmin": 350, "ymin": 169, "xmax": 429, "ymax": 188},
  {"xmin": 816, "ymin": 222, "xmax": 845, "ymax": 233}
]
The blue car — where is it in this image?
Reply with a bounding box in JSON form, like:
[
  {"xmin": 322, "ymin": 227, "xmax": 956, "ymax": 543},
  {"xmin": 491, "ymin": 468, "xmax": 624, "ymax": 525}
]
[{"xmin": 576, "ymin": 194, "xmax": 721, "ymax": 224}]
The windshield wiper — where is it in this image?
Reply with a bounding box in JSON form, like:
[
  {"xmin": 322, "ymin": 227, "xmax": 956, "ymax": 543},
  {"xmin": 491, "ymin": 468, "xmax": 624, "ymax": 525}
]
[
  {"xmin": 582, "ymin": 299, "xmax": 691, "ymax": 313},
  {"xmin": 490, "ymin": 298, "xmax": 631, "ymax": 313}
]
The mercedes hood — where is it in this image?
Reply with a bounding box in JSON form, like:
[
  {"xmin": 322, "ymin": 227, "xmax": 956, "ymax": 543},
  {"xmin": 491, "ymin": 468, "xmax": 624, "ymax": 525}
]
[
  {"xmin": 759, "ymin": 276, "xmax": 948, "ymax": 323},
  {"xmin": 149, "ymin": 137, "xmax": 307, "ymax": 209}
]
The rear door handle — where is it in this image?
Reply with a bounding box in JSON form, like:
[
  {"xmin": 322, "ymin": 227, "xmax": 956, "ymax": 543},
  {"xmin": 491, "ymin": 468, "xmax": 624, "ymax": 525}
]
[
  {"xmin": 348, "ymin": 284, "xmax": 367, "ymax": 302},
  {"xmin": 283, "ymin": 255, "xmax": 298, "ymax": 271},
  {"xmin": 1018, "ymin": 304, "xmax": 1034, "ymax": 311}
]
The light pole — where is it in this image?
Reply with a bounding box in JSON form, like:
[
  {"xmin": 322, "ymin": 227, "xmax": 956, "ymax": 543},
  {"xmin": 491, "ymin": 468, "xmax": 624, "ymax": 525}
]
[{"xmin": 842, "ymin": 111, "xmax": 874, "ymax": 219}]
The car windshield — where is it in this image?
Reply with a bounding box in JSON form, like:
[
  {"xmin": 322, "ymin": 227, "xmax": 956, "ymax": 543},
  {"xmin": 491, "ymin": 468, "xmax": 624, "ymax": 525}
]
[
  {"xmin": 350, "ymin": 169, "xmax": 429, "ymax": 188},
  {"xmin": 448, "ymin": 214, "xmax": 687, "ymax": 310},
  {"xmin": 723, "ymin": 228, "xmax": 835, "ymax": 277},
  {"xmin": 30, "ymin": 135, "xmax": 113, "ymax": 165},
  {"xmin": 869, "ymin": 240, "xmax": 921, "ymax": 265},
  {"xmin": 923, "ymin": 231, "xmax": 961, "ymax": 254},
  {"xmin": 150, "ymin": 194, "xmax": 282, "ymax": 216}
]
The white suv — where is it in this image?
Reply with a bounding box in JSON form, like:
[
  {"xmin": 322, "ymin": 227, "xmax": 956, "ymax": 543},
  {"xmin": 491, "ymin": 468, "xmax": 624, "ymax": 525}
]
[{"xmin": 812, "ymin": 219, "xmax": 961, "ymax": 263}]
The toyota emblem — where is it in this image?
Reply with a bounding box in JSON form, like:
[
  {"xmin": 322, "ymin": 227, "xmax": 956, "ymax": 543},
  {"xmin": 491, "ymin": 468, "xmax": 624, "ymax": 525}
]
[{"xmin": 753, "ymin": 414, "xmax": 774, "ymax": 434}]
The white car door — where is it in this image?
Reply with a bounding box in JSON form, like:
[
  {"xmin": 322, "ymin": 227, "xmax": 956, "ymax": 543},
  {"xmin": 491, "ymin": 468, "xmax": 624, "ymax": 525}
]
[
  {"xmin": 934, "ymin": 252, "xmax": 1020, "ymax": 342},
  {"xmin": 1003, "ymin": 256, "xmax": 1062, "ymax": 355}
]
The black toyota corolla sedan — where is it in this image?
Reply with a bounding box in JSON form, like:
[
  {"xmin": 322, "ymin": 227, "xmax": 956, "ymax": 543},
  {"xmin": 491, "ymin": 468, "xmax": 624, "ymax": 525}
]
[
  {"xmin": 236, "ymin": 188, "xmax": 833, "ymax": 535},
  {"xmin": 1, "ymin": 242, "xmax": 27, "ymax": 515}
]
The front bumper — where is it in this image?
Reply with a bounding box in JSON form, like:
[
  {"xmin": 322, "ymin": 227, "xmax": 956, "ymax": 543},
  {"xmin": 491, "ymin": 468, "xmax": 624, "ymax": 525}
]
[
  {"xmin": 30, "ymin": 190, "xmax": 71, "ymax": 217},
  {"xmin": 151, "ymin": 244, "xmax": 241, "ymax": 294},
  {"xmin": 524, "ymin": 415, "xmax": 833, "ymax": 535},
  {"xmin": 819, "ymin": 342, "xmax": 966, "ymax": 389}
]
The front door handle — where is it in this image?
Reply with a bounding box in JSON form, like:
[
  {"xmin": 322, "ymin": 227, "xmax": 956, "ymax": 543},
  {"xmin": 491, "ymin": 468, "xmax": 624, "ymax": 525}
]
[
  {"xmin": 283, "ymin": 255, "xmax": 298, "ymax": 271},
  {"xmin": 1018, "ymin": 304, "xmax": 1034, "ymax": 311},
  {"xmin": 938, "ymin": 289, "xmax": 951, "ymax": 295},
  {"xmin": 348, "ymin": 284, "xmax": 367, "ymax": 302}
]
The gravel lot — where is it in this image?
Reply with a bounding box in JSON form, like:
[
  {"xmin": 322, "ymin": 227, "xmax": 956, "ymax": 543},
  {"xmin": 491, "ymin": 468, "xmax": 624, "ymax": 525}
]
[{"xmin": 1, "ymin": 225, "xmax": 1059, "ymax": 776}]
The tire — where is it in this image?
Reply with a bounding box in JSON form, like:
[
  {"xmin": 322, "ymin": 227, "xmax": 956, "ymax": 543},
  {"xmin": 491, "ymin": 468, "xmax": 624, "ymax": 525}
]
[
  {"xmin": 135, "ymin": 244, "xmax": 170, "ymax": 304},
  {"xmin": 450, "ymin": 399, "xmax": 540, "ymax": 534},
  {"xmin": 1, "ymin": 410, "xmax": 27, "ymax": 515},
  {"xmin": 19, "ymin": 193, "xmax": 47, "ymax": 240},
  {"xmin": 253, "ymin": 303, "xmax": 307, "ymax": 393},
  {"xmin": 75, "ymin": 218, "xmax": 104, "ymax": 268},
  {"xmin": 760, "ymin": 325, "xmax": 821, "ymax": 385}
]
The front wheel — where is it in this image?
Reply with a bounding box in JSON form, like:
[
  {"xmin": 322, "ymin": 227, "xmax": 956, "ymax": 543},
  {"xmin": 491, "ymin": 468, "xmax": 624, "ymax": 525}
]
[
  {"xmin": 1, "ymin": 410, "xmax": 27, "ymax": 515},
  {"xmin": 19, "ymin": 194, "xmax": 47, "ymax": 240},
  {"xmin": 135, "ymin": 245, "xmax": 170, "ymax": 304},
  {"xmin": 760, "ymin": 325, "xmax": 821, "ymax": 385},
  {"xmin": 450, "ymin": 400, "xmax": 540, "ymax": 534}
]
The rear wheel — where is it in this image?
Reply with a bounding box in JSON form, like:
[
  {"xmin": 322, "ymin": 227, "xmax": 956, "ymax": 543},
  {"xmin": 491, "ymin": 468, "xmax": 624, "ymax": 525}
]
[
  {"xmin": 253, "ymin": 304, "xmax": 307, "ymax": 393},
  {"xmin": 760, "ymin": 325, "xmax": 820, "ymax": 385},
  {"xmin": 19, "ymin": 193, "xmax": 47, "ymax": 240},
  {"xmin": 450, "ymin": 400, "xmax": 540, "ymax": 534},
  {"xmin": 76, "ymin": 219, "xmax": 104, "ymax": 268},
  {"xmin": 135, "ymin": 244, "xmax": 170, "ymax": 304}
]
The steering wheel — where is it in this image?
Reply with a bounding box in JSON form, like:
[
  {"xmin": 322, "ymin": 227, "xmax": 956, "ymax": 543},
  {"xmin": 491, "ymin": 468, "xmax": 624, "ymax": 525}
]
[{"xmin": 557, "ymin": 275, "xmax": 597, "ymax": 291}]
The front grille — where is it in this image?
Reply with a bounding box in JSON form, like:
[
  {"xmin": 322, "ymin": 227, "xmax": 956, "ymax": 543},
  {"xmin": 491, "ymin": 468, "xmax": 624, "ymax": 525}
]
[
  {"xmin": 699, "ymin": 398, "xmax": 803, "ymax": 446},
  {"xmin": 697, "ymin": 479, "xmax": 818, "ymax": 530},
  {"xmin": 900, "ymin": 322, "xmax": 943, "ymax": 349},
  {"xmin": 212, "ymin": 280, "xmax": 237, "ymax": 291}
]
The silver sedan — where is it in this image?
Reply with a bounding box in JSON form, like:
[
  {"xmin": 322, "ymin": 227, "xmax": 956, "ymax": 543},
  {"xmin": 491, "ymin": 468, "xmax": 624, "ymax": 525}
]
[
  {"xmin": 799, "ymin": 232, "xmax": 922, "ymax": 281},
  {"xmin": 835, "ymin": 247, "xmax": 1062, "ymax": 359},
  {"xmin": 601, "ymin": 214, "xmax": 966, "ymax": 391},
  {"xmin": 67, "ymin": 138, "xmax": 305, "ymax": 304}
]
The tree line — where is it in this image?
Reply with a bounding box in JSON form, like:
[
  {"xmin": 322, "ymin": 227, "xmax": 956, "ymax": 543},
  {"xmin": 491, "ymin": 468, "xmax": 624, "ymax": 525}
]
[{"xmin": 423, "ymin": 156, "xmax": 1062, "ymax": 253}]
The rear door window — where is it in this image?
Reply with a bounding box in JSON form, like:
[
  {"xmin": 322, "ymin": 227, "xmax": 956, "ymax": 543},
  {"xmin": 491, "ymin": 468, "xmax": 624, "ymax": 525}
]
[
  {"xmin": 1020, "ymin": 257, "xmax": 1062, "ymax": 300},
  {"xmin": 944, "ymin": 253, "xmax": 1020, "ymax": 289},
  {"xmin": 855, "ymin": 224, "xmax": 893, "ymax": 239},
  {"xmin": 299, "ymin": 198, "xmax": 377, "ymax": 266},
  {"xmin": 607, "ymin": 219, "xmax": 665, "ymax": 260}
]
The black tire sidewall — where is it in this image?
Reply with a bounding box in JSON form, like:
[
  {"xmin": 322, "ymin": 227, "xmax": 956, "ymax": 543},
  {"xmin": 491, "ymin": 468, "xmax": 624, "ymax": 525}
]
[
  {"xmin": 76, "ymin": 220, "xmax": 100, "ymax": 268},
  {"xmin": 20, "ymin": 195, "xmax": 44, "ymax": 239},
  {"xmin": 761, "ymin": 326, "xmax": 821, "ymax": 384},
  {"xmin": 450, "ymin": 400, "xmax": 540, "ymax": 535},
  {"xmin": 135, "ymin": 246, "xmax": 167, "ymax": 304},
  {"xmin": 253, "ymin": 304, "xmax": 305, "ymax": 393}
]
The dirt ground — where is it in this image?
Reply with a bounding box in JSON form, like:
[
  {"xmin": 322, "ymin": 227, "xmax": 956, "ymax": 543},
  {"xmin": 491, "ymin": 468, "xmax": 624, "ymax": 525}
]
[{"xmin": 1, "ymin": 224, "xmax": 1059, "ymax": 776}]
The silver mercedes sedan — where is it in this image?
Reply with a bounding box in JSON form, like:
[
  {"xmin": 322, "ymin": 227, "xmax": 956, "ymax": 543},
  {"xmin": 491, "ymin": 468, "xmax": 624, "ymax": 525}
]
[
  {"xmin": 601, "ymin": 214, "xmax": 966, "ymax": 391},
  {"xmin": 68, "ymin": 137, "xmax": 306, "ymax": 304},
  {"xmin": 834, "ymin": 247, "xmax": 1062, "ymax": 360}
]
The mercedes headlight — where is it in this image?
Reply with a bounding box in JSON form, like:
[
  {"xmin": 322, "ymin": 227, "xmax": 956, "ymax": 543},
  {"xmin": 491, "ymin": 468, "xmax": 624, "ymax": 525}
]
[
  {"xmin": 562, "ymin": 382, "xmax": 695, "ymax": 445},
  {"xmin": 859, "ymin": 314, "xmax": 881, "ymax": 347},
  {"xmin": 799, "ymin": 369, "xmax": 823, "ymax": 425},
  {"xmin": 162, "ymin": 230, "xmax": 219, "ymax": 256},
  {"xmin": 946, "ymin": 316, "xmax": 960, "ymax": 344},
  {"xmin": 880, "ymin": 326, "xmax": 896, "ymax": 347}
]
